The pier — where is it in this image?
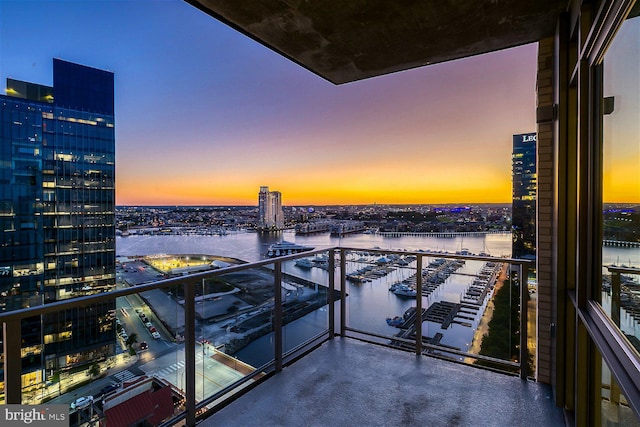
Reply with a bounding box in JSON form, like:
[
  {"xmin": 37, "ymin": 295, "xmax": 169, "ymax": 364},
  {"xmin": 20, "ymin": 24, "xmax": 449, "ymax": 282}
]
[
  {"xmin": 376, "ymin": 230, "xmax": 509, "ymax": 238},
  {"xmin": 330, "ymin": 221, "xmax": 366, "ymax": 236},
  {"xmin": 425, "ymin": 301, "xmax": 460, "ymax": 329},
  {"xmin": 295, "ymin": 222, "xmax": 331, "ymax": 234},
  {"xmin": 603, "ymin": 239, "xmax": 640, "ymax": 248},
  {"xmin": 390, "ymin": 301, "xmax": 466, "ymax": 332},
  {"xmin": 391, "ymin": 307, "xmax": 462, "ymax": 353}
]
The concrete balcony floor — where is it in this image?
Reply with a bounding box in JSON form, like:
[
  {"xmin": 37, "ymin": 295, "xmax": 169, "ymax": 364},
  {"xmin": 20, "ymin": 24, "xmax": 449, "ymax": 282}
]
[{"xmin": 201, "ymin": 338, "xmax": 565, "ymax": 426}]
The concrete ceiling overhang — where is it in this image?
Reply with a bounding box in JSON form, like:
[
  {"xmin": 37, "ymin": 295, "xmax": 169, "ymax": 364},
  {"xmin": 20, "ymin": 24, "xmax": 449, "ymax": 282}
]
[{"xmin": 185, "ymin": 0, "xmax": 568, "ymax": 84}]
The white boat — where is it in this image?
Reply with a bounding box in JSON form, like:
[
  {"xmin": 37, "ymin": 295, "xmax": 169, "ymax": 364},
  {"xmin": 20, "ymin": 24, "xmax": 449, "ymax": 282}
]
[
  {"xmin": 392, "ymin": 283, "xmax": 417, "ymax": 297},
  {"xmin": 267, "ymin": 241, "xmax": 314, "ymax": 258},
  {"xmin": 295, "ymin": 258, "xmax": 314, "ymax": 268}
]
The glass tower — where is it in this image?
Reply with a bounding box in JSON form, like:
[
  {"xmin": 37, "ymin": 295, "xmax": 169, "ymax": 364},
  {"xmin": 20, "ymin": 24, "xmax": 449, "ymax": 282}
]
[
  {"xmin": 511, "ymin": 132, "xmax": 537, "ymax": 259},
  {"xmin": 0, "ymin": 59, "xmax": 116, "ymax": 387}
]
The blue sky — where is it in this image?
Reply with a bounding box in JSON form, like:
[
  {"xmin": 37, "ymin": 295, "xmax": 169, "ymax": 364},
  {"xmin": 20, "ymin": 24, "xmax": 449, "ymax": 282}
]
[{"xmin": 1, "ymin": 0, "xmax": 541, "ymax": 205}]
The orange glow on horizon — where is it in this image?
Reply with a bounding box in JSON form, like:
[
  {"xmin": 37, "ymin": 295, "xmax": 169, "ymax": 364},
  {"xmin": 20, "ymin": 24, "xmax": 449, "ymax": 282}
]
[
  {"xmin": 116, "ymin": 162, "xmax": 639, "ymax": 205},
  {"xmin": 116, "ymin": 174, "xmax": 514, "ymax": 206}
]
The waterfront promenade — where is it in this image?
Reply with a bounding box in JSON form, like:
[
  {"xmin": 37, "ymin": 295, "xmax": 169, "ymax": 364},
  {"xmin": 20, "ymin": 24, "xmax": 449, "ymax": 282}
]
[{"xmin": 465, "ymin": 264, "xmax": 507, "ymax": 362}]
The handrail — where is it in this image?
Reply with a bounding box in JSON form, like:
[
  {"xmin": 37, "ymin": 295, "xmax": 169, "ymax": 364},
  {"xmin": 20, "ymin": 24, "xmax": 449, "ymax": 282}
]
[
  {"xmin": 607, "ymin": 265, "xmax": 640, "ymax": 275},
  {"xmin": 0, "ymin": 247, "xmax": 533, "ymax": 323},
  {"xmin": 0, "ymin": 247, "xmax": 337, "ymax": 323}
]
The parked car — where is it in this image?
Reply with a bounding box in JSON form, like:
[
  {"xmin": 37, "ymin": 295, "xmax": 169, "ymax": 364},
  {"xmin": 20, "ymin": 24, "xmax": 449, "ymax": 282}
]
[
  {"xmin": 144, "ymin": 321, "xmax": 152, "ymax": 328},
  {"xmin": 70, "ymin": 395, "xmax": 93, "ymax": 410},
  {"xmin": 148, "ymin": 326, "xmax": 157, "ymax": 333},
  {"xmin": 151, "ymin": 331, "xmax": 161, "ymax": 339},
  {"xmin": 100, "ymin": 383, "xmax": 119, "ymax": 396}
]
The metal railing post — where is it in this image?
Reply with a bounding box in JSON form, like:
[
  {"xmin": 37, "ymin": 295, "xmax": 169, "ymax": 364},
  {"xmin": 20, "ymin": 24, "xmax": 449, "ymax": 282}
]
[
  {"xmin": 184, "ymin": 282, "xmax": 196, "ymax": 426},
  {"xmin": 274, "ymin": 260, "xmax": 283, "ymax": 372},
  {"xmin": 340, "ymin": 249, "xmax": 347, "ymax": 336},
  {"xmin": 3, "ymin": 320, "xmax": 22, "ymax": 403},
  {"xmin": 328, "ymin": 249, "xmax": 335, "ymax": 338},
  {"xmin": 611, "ymin": 269, "xmax": 621, "ymax": 327},
  {"xmin": 519, "ymin": 262, "xmax": 529, "ymax": 380},
  {"xmin": 415, "ymin": 255, "xmax": 423, "ymax": 355}
]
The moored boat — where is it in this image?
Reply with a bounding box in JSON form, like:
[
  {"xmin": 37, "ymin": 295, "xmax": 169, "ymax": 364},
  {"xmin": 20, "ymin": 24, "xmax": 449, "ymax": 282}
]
[
  {"xmin": 295, "ymin": 258, "xmax": 314, "ymax": 268},
  {"xmin": 267, "ymin": 241, "xmax": 314, "ymax": 258}
]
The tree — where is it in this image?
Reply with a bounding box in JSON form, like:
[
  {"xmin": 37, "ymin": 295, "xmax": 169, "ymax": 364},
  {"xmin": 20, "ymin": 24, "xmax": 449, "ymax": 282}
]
[
  {"xmin": 88, "ymin": 363, "xmax": 100, "ymax": 379},
  {"xmin": 476, "ymin": 277, "xmax": 522, "ymax": 373},
  {"xmin": 125, "ymin": 332, "xmax": 138, "ymax": 348}
]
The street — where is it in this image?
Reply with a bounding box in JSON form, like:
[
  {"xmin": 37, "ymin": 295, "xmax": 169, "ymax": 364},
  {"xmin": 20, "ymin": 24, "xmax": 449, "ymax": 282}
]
[{"xmin": 138, "ymin": 344, "xmax": 247, "ymax": 402}]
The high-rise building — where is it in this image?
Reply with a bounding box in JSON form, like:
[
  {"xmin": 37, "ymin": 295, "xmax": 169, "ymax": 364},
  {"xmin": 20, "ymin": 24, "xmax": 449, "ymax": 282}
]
[
  {"xmin": 258, "ymin": 186, "xmax": 284, "ymax": 230},
  {"xmin": 0, "ymin": 59, "xmax": 116, "ymax": 386},
  {"xmin": 511, "ymin": 132, "xmax": 536, "ymax": 259}
]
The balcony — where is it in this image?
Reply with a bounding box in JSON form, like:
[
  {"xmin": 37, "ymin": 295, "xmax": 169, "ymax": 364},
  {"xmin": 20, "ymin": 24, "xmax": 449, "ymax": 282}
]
[
  {"xmin": 202, "ymin": 337, "xmax": 563, "ymax": 427},
  {"xmin": 0, "ymin": 248, "xmax": 563, "ymax": 426}
]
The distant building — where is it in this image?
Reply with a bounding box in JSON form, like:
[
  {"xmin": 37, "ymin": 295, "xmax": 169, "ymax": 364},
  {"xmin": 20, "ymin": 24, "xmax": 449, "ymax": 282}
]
[
  {"xmin": 101, "ymin": 376, "xmax": 180, "ymax": 427},
  {"xmin": 0, "ymin": 59, "xmax": 116, "ymax": 387},
  {"xmin": 512, "ymin": 132, "xmax": 537, "ymax": 259},
  {"xmin": 258, "ymin": 186, "xmax": 284, "ymax": 230}
]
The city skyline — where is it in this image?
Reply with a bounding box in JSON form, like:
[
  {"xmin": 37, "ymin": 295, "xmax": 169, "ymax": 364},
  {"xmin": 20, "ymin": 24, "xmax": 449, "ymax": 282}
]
[{"xmin": 1, "ymin": 1, "xmax": 637, "ymax": 205}]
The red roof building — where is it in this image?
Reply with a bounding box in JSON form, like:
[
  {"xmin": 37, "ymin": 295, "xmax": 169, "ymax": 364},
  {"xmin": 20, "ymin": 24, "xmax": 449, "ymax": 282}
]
[{"xmin": 101, "ymin": 376, "xmax": 177, "ymax": 427}]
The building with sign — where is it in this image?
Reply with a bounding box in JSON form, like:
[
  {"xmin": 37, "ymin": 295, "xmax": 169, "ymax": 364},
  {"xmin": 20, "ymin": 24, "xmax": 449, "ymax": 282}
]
[
  {"xmin": 0, "ymin": 59, "xmax": 116, "ymax": 387},
  {"xmin": 512, "ymin": 132, "xmax": 537, "ymax": 259}
]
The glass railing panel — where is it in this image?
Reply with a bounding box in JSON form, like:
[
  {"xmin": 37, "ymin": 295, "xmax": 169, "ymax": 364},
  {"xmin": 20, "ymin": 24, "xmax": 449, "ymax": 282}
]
[
  {"xmin": 526, "ymin": 266, "xmax": 537, "ymax": 376},
  {"xmin": 192, "ymin": 263, "xmax": 275, "ymax": 407},
  {"xmin": 344, "ymin": 249, "xmax": 419, "ymax": 346},
  {"xmin": 412, "ymin": 253, "xmax": 522, "ymax": 373},
  {"xmin": 91, "ymin": 286, "xmax": 185, "ymax": 424},
  {"xmin": 0, "ymin": 284, "xmax": 187, "ymax": 425},
  {"xmin": 212, "ymin": 263, "xmax": 276, "ymax": 373},
  {"xmin": 469, "ymin": 260, "xmax": 523, "ymax": 374},
  {"xmin": 341, "ymin": 248, "xmax": 524, "ymax": 373},
  {"xmin": 190, "ymin": 267, "xmax": 273, "ymax": 410},
  {"xmin": 116, "ymin": 257, "xmax": 186, "ymax": 419},
  {"xmin": 420, "ymin": 253, "xmax": 490, "ymax": 360},
  {"xmin": 280, "ymin": 250, "xmax": 331, "ymax": 355}
]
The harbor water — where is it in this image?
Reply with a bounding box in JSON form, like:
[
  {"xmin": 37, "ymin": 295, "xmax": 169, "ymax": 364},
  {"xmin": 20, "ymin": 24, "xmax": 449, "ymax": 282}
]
[{"xmin": 116, "ymin": 231, "xmax": 638, "ymax": 366}]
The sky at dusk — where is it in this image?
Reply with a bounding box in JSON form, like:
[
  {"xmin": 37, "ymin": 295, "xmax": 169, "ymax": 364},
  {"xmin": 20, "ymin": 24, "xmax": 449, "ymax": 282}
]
[{"xmin": 1, "ymin": 1, "xmax": 636, "ymax": 205}]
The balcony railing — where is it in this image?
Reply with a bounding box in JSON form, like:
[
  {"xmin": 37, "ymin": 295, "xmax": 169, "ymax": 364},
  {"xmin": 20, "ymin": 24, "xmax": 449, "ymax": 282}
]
[{"xmin": 0, "ymin": 248, "xmax": 532, "ymax": 426}]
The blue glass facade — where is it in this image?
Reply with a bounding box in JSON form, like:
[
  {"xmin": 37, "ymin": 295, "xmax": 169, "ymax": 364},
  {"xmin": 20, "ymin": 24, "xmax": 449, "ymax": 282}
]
[
  {"xmin": 512, "ymin": 132, "xmax": 536, "ymax": 259},
  {"xmin": 1, "ymin": 59, "xmax": 115, "ymax": 383}
]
